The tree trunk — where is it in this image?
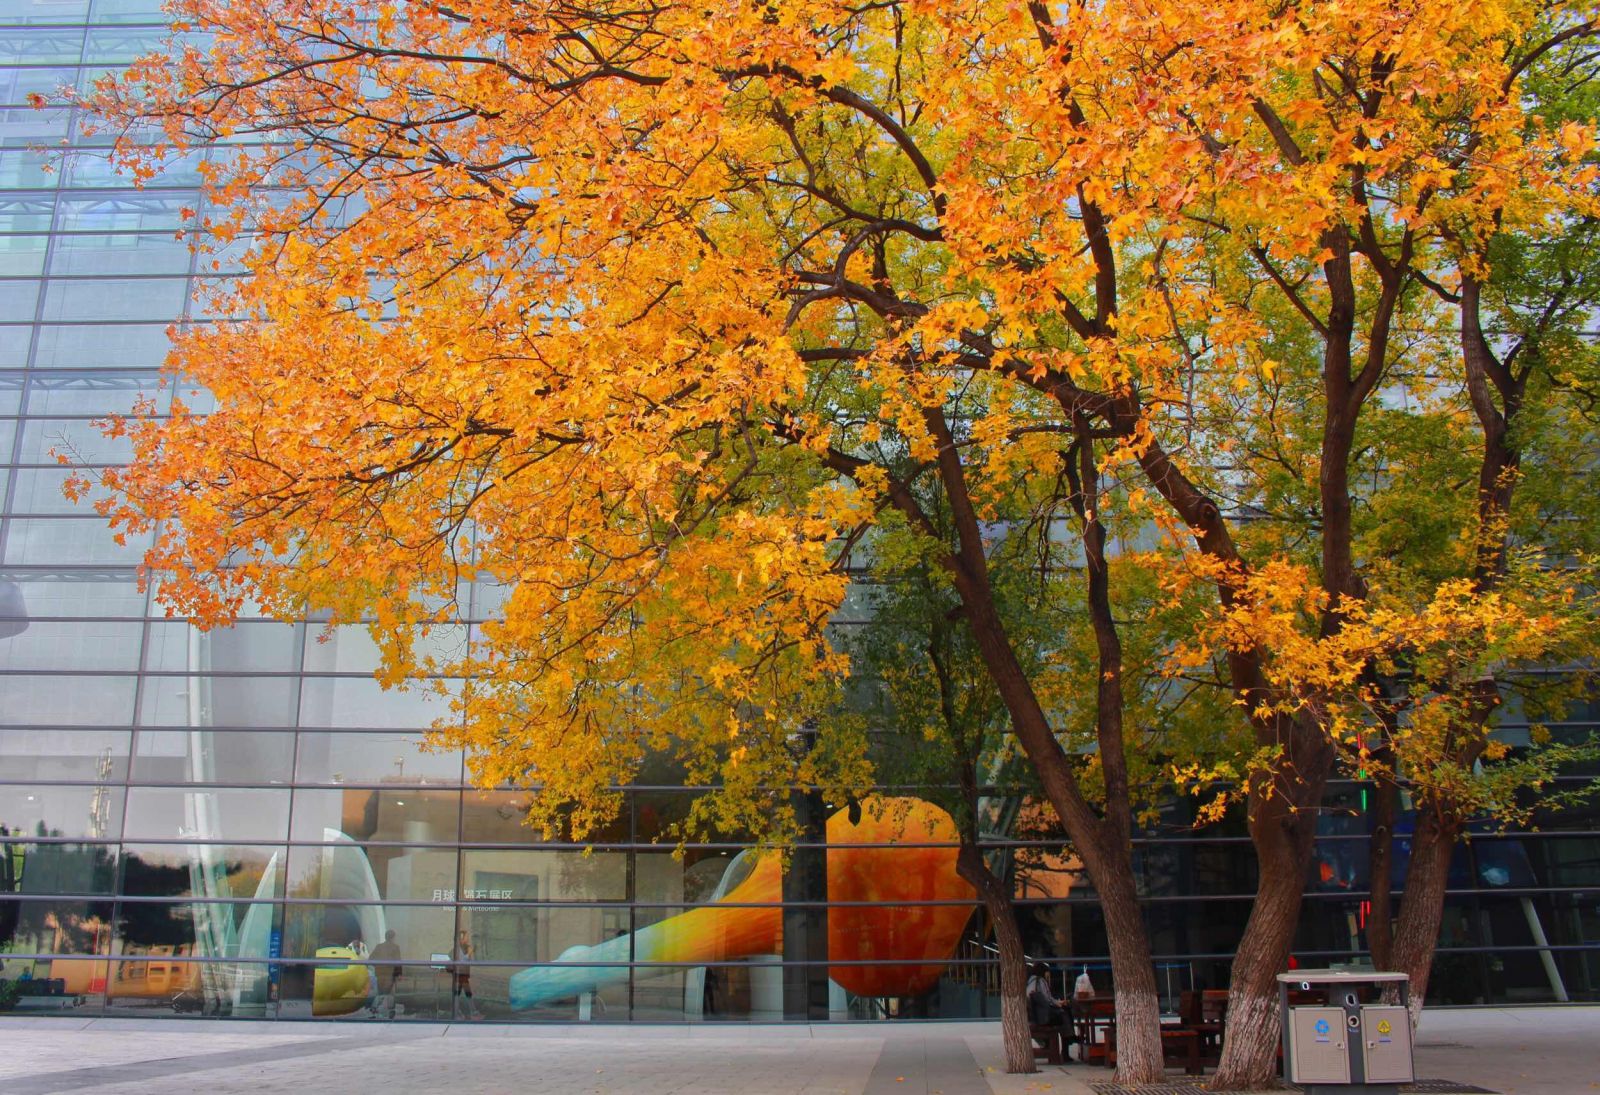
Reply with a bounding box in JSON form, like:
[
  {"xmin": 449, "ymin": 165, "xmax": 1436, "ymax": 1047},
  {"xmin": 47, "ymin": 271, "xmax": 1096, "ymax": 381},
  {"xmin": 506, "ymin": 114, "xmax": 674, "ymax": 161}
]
[
  {"xmin": 1064, "ymin": 422, "xmax": 1166, "ymax": 1085},
  {"xmin": 957, "ymin": 845, "xmax": 1035, "ymax": 1074},
  {"xmin": 1367, "ymin": 771, "xmax": 1399, "ymax": 971},
  {"xmin": 1387, "ymin": 806, "xmax": 1458, "ymax": 1028},
  {"xmin": 1210, "ymin": 766, "xmax": 1326, "ymax": 1091},
  {"xmin": 1098, "ymin": 864, "xmax": 1165, "ymax": 1083},
  {"xmin": 914, "ymin": 406, "xmax": 1165, "ymax": 1082}
]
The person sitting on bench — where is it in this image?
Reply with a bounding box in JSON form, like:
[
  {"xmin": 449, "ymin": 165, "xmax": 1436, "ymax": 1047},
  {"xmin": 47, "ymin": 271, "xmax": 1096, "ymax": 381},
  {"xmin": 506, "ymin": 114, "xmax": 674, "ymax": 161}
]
[{"xmin": 1027, "ymin": 962, "xmax": 1079, "ymax": 1063}]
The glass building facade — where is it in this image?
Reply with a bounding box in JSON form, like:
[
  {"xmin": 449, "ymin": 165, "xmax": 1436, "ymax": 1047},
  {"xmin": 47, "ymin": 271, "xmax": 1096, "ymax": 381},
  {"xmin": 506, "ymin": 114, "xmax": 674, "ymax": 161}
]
[{"xmin": 1, "ymin": 0, "xmax": 1597, "ymax": 1022}]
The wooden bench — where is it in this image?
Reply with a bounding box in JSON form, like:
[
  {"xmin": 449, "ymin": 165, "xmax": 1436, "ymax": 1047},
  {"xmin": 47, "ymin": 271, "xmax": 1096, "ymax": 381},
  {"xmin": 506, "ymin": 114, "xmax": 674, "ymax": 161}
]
[
  {"xmin": 1161, "ymin": 1027, "xmax": 1202, "ymax": 1075},
  {"xmin": 1030, "ymin": 1024, "xmax": 1066, "ymax": 1065}
]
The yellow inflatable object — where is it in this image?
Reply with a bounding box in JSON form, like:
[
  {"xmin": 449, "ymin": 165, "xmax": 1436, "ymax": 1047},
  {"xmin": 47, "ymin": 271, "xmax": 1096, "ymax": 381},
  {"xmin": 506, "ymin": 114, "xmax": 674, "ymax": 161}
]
[{"xmin": 312, "ymin": 945, "xmax": 374, "ymax": 1016}]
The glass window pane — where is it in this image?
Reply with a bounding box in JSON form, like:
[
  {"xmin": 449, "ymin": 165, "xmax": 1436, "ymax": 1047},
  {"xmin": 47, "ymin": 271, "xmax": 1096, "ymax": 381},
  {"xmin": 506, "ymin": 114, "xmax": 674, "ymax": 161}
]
[
  {"xmin": 635, "ymin": 847, "xmax": 750, "ymax": 905},
  {"xmin": 456, "ymin": 906, "xmax": 633, "ymax": 1020},
  {"xmin": 90, "ymin": 0, "xmax": 169, "ymax": 22},
  {"xmin": 298, "ymin": 677, "xmax": 457, "ymax": 730},
  {"xmin": 0, "ymin": 233, "xmax": 46, "ymax": 275},
  {"xmin": 0, "ymin": 148, "xmax": 58, "ymax": 189},
  {"xmin": 0, "ymin": 64, "xmax": 80, "ymax": 103},
  {"xmin": 48, "ymin": 231, "xmax": 191, "ymax": 276},
  {"xmin": 0, "ymin": 369, "xmax": 20, "ymax": 413},
  {"xmin": 0, "ymin": 672, "xmax": 136, "ymax": 725},
  {"xmin": 0, "ymin": 728, "xmax": 130, "ymax": 781},
  {"xmin": 144, "ymin": 621, "xmax": 301, "ymax": 673},
  {"xmin": 25, "ymin": 371, "xmax": 167, "ymax": 415},
  {"xmin": 460, "ymin": 789, "xmax": 629, "ymax": 845},
  {"xmin": 131, "ymin": 729, "xmax": 295, "ymax": 784},
  {"xmin": 294, "ymin": 731, "xmax": 462, "ymax": 786},
  {"xmin": 276, "ymin": 902, "xmax": 455, "ymax": 1020},
  {"xmin": 459, "ymin": 848, "xmax": 627, "ymax": 903},
  {"xmin": 8, "ymin": 467, "xmax": 116, "ymax": 515},
  {"xmin": 64, "ymin": 147, "xmax": 204, "ymax": 189},
  {"xmin": 114, "ymin": 899, "xmax": 273, "ymax": 958},
  {"xmin": 119, "ymin": 842, "xmax": 283, "ymax": 900},
  {"xmin": 104, "ymin": 954, "xmax": 271, "ymax": 1016},
  {"xmin": 633, "ymin": 788, "xmax": 757, "ymax": 844},
  {"xmin": 4, "ymin": 1, "xmax": 83, "ymax": 22},
  {"xmin": 83, "ymin": 25, "xmax": 166, "ymax": 63},
  {"xmin": 0, "ymin": 26, "xmax": 84, "ymax": 64},
  {"xmin": 2, "ymin": 843, "xmax": 117, "ymax": 895},
  {"xmin": 0, "ymin": 784, "xmax": 124, "ymax": 840},
  {"xmin": 0, "ymin": 899, "xmax": 113, "ymax": 958},
  {"xmin": 1528, "ymin": 835, "xmax": 1600, "ymax": 887},
  {"xmin": 0, "ymin": 618, "xmax": 142, "ymax": 670},
  {"xmin": 123, "ymin": 787, "xmax": 290, "ymax": 843},
  {"xmin": 0, "ymin": 101, "xmax": 69, "ymax": 138},
  {"xmin": 2, "ymin": 518, "xmax": 150, "ymax": 565},
  {"xmin": 138, "ymin": 675, "xmax": 299, "ymax": 728},
  {"xmin": 0, "ymin": 572, "xmax": 148, "ymax": 618},
  {"xmin": 0, "ymin": 324, "xmax": 28, "ymax": 365},
  {"xmin": 56, "ymin": 195, "xmax": 190, "ymax": 233},
  {"xmin": 0, "ymin": 278, "xmax": 39, "ymax": 322},
  {"xmin": 31, "ymin": 322, "xmax": 175, "ymax": 369},
  {"xmin": 0, "ymin": 194, "xmax": 54, "ymax": 234},
  {"xmin": 302, "ymin": 625, "xmax": 468, "ymax": 674},
  {"xmin": 16, "ymin": 418, "xmax": 132, "ymax": 462},
  {"xmin": 286, "ymin": 842, "xmax": 457, "ymax": 905},
  {"xmin": 289, "ymin": 788, "xmax": 460, "ymax": 845},
  {"xmin": 40, "ymin": 277, "xmax": 189, "ymax": 322}
]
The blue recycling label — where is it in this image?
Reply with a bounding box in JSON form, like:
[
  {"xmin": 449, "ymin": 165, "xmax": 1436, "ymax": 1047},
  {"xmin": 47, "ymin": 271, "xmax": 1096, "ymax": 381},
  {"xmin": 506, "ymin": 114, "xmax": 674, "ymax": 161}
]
[{"xmin": 1314, "ymin": 1018, "xmax": 1331, "ymax": 1035}]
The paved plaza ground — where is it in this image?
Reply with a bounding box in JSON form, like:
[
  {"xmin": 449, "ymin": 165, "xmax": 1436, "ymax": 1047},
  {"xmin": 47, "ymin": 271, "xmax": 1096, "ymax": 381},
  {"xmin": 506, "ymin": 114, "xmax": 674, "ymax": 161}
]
[{"xmin": 0, "ymin": 1007, "xmax": 1593, "ymax": 1094}]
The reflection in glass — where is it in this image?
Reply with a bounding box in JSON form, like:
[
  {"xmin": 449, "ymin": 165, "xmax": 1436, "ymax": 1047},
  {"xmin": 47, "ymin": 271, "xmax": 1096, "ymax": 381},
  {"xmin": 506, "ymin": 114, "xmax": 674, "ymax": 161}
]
[
  {"xmin": 122, "ymin": 787, "xmax": 290, "ymax": 843},
  {"xmin": 294, "ymin": 731, "xmax": 462, "ymax": 786},
  {"xmin": 109, "ymin": 896, "xmax": 278, "ymax": 1017},
  {"xmin": 0, "ymin": 896, "xmax": 110, "ymax": 1014},
  {"xmin": 138, "ymin": 675, "xmax": 299, "ymax": 728},
  {"xmin": 0, "ymin": 573, "xmax": 146, "ymax": 618},
  {"xmin": 459, "ymin": 849, "xmax": 626, "ymax": 903},
  {"xmin": 0, "ymin": 842, "xmax": 116, "ymax": 895},
  {"xmin": 287, "ymin": 841, "xmax": 457, "ymax": 906},
  {"xmin": 460, "ymin": 789, "xmax": 628, "ymax": 844},
  {"xmin": 298, "ymin": 676, "xmax": 458, "ymax": 729},
  {"xmin": 3, "ymin": 519, "xmax": 149, "ymax": 565},
  {"xmin": 119, "ymin": 843, "xmax": 282, "ymax": 900},
  {"xmin": 0, "ymin": 672, "xmax": 137, "ymax": 724},
  {"xmin": 31, "ymin": 321, "xmax": 175, "ymax": 366},
  {"xmin": 132, "ymin": 729, "xmax": 295, "ymax": 784},
  {"xmin": 289, "ymin": 788, "xmax": 461, "ymax": 845},
  {"xmin": 0, "ymin": 729, "xmax": 130, "ymax": 782},
  {"xmin": 0, "ymin": 784, "xmax": 124, "ymax": 840}
]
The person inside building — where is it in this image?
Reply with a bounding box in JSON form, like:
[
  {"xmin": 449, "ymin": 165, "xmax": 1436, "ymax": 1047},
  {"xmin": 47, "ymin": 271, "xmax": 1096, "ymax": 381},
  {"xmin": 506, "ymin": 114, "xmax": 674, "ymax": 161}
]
[
  {"xmin": 369, "ymin": 929, "xmax": 402, "ymax": 1018},
  {"xmin": 451, "ymin": 930, "xmax": 481, "ymax": 1020}
]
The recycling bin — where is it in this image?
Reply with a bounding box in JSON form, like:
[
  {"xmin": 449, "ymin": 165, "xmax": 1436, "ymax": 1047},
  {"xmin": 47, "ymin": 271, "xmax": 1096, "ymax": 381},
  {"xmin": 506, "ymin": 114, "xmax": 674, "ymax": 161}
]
[{"xmin": 1277, "ymin": 970, "xmax": 1414, "ymax": 1095}]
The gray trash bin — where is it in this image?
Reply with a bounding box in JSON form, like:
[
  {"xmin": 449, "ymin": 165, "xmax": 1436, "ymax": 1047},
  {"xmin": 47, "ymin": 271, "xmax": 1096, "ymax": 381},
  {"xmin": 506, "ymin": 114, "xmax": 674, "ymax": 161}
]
[{"xmin": 1277, "ymin": 970, "xmax": 1413, "ymax": 1095}]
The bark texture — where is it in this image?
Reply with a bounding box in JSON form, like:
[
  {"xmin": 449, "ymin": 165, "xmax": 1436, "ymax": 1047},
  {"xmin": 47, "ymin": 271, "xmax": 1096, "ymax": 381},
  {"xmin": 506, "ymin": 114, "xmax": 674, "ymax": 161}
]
[
  {"xmin": 1210, "ymin": 767, "xmax": 1327, "ymax": 1090},
  {"xmin": 1388, "ymin": 808, "xmax": 1458, "ymax": 1026},
  {"xmin": 957, "ymin": 845, "xmax": 1036, "ymax": 1074}
]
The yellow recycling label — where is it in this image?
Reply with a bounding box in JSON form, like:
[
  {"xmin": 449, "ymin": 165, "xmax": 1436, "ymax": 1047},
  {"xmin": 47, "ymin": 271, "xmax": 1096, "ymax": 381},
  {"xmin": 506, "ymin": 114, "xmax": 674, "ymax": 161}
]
[{"xmin": 1377, "ymin": 1019, "xmax": 1393, "ymax": 1035}]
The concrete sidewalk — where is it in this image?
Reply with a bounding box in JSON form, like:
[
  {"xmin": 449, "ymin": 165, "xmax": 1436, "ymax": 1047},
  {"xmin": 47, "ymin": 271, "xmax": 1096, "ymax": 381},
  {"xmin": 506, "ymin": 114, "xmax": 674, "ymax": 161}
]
[{"xmin": 0, "ymin": 1007, "xmax": 1593, "ymax": 1094}]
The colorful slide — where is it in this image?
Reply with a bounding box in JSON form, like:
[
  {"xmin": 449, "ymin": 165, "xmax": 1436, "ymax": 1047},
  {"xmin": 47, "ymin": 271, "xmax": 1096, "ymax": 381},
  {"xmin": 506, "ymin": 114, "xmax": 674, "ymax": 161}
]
[{"xmin": 509, "ymin": 796, "xmax": 976, "ymax": 1008}]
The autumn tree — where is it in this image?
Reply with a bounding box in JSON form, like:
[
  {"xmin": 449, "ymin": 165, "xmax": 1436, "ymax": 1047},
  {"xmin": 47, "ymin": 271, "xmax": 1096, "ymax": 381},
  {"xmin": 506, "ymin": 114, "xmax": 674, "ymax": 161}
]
[
  {"xmin": 1095, "ymin": 5, "xmax": 1597, "ymax": 1083},
  {"xmin": 79, "ymin": 1, "xmax": 1596, "ymax": 1083},
  {"xmin": 842, "ymin": 420, "xmax": 1225, "ymax": 1073},
  {"xmin": 1353, "ymin": 33, "xmax": 1600, "ymax": 1018}
]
